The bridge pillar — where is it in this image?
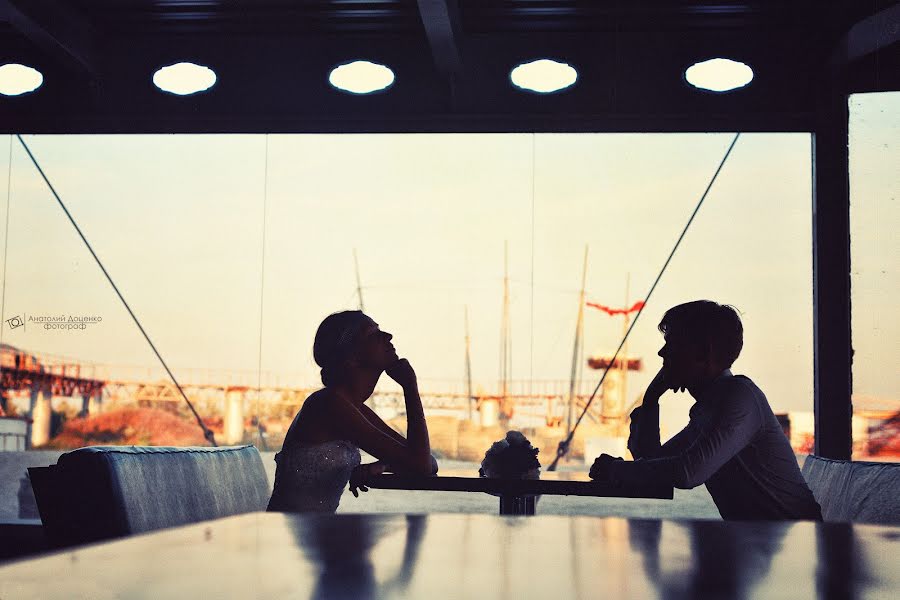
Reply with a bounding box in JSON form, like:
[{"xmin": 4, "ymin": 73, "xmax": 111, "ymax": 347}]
[
  {"xmin": 88, "ymin": 391, "xmax": 103, "ymax": 416},
  {"xmin": 479, "ymin": 398, "xmax": 499, "ymax": 428},
  {"xmin": 224, "ymin": 387, "xmax": 246, "ymax": 445},
  {"xmin": 80, "ymin": 392, "xmax": 103, "ymax": 417},
  {"xmin": 29, "ymin": 386, "xmax": 52, "ymax": 448}
]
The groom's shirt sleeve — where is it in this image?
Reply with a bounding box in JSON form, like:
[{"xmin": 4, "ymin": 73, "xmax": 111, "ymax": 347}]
[
  {"xmin": 612, "ymin": 379, "xmax": 762, "ymax": 489},
  {"xmin": 628, "ymin": 403, "xmax": 702, "ymax": 460}
]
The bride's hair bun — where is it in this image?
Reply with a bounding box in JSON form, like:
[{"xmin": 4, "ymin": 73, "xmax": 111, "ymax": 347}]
[{"xmin": 320, "ymin": 365, "xmax": 339, "ymax": 387}]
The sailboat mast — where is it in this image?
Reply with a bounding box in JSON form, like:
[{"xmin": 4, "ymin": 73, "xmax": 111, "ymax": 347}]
[
  {"xmin": 567, "ymin": 245, "xmax": 588, "ymax": 434},
  {"xmin": 500, "ymin": 242, "xmax": 511, "ymax": 414},
  {"xmin": 621, "ymin": 274, "xmax": 631, "ymax": 419},
  {"xmin": 465, "ymin": 306, "xmax": 474, "ymax": 421},
  {"xmin": 353, "ymin": 248, "xmax": 365, "ymax": 311}
]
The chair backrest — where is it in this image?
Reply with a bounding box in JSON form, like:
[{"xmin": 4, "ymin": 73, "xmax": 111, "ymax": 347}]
[
  {"xmin": 801, "ymin": 455, "xmax": 900, "ymax": 525},
  {"xmin": 29, "ymin": 445, "xmax": 270, "ymax": 546}
]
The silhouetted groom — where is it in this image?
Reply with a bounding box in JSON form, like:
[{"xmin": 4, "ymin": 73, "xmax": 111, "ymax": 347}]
[{"xmin": 590, "ymin": 300, "xmax": 822, "ymax": 520}]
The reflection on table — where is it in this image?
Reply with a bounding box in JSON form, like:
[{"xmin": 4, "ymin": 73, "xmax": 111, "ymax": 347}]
[{"xmin": 1, "ymin": 512, "xmax": 897, "ymax": 599}]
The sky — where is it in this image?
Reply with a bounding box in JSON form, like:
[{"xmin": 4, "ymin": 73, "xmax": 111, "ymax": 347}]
[{"xmin": 0, "ymin": 93, "xmax": 896, "ymax": 426}]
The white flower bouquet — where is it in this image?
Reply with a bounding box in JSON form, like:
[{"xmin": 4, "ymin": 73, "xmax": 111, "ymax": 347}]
[{"xmin": 478, "ymin": 430, "xmax": 541, "ymax": 480}]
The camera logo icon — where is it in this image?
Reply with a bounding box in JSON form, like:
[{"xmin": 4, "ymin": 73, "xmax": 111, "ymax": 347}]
[{"xmin": 5, "ymin": 315, "xmax": 24, "ymax": 330}]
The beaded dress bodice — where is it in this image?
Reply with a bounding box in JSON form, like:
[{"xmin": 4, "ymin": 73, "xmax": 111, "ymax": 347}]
[{"xmin": 266, "ymin": 440, "xmax": 361, "ymax": 513}]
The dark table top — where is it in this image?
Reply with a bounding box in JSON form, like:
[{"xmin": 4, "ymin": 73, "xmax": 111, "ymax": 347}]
[
  {"xmin": 1, "ymin": 512, "xmax": 897, "ymax": 599},
  {"xmin": 367, "ymin": 469, "xmax": 673, "ymax": 498}
]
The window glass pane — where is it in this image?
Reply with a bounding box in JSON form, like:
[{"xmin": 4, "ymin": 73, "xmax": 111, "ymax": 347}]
[
  {"xmin": 533, "ymin": 134, "xmax": 812, "ymax": 459},
  {"xmin": 849, "ymin": 92, "xmax": 900, "ymax": 459},
  {"xmin": 0, "ymin": 135, "xmax": 264, "ymax": 451},
  {"xmin": 1, "ymin": 132, "xmax": 813, "ymax": 519}
]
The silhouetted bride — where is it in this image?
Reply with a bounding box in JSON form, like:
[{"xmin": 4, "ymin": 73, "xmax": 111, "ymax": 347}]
[{"xmin": 267, "ymin": 311, "xmax": 437, "ymax": 513}]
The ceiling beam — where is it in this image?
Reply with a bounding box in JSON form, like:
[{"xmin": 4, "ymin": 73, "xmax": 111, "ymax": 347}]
[
  {"xmin": 832, "ymin": 2, "xmax": 900, "ymax": 65},
  {"xmin": 416, "ymin": 0, "xmax": 463, "ymax": 77},
  {"xmin": 0, "ymin": 110, "xmax": 817, "ymax": 135},
  {"xmin": 0, "ymin": 0, "xmax": 97, "ymax": 77}
]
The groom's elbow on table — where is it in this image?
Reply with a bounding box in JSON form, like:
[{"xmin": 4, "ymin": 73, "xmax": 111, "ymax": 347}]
[
  {"xmin": 669, "ymin": 460, "xmax": 709, "ymax": 490},
  {"xmin": 612, "ymin": 458, "xmax": 704, "ymax": 490},
  {"xmin": 673, "ymin": 471, "xmax": 706, "ymax": 490}
]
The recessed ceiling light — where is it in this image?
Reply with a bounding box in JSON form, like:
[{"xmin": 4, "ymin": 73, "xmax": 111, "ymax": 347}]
[
  {"xmin": 152, "ymin": 62, "xmax": 217, "ymax": 96},
  {"xmin": 0, "ymin": 63, "xmax": 43, "ymax": 96},
  {"xmin": 685, "ymin": 58, "xmax": 753, "ymax": 92},
  {"xmin": 510, "ymin": 59, "xmax": 577, "ymax": 94},
  {"xmin": 328, "ymin": 61, "xmax": 395, "ymax": 94}
]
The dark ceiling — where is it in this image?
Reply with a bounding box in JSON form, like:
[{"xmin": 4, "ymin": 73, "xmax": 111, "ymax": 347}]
[{"xmin": 0, "ymin": 0, "xmax": 896, "ymax": 133}]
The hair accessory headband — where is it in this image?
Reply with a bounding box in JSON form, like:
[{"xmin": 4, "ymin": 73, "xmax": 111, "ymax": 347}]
[{"xmin": 329, "ymin": 314, "xmax": 371, "ymax": 360}]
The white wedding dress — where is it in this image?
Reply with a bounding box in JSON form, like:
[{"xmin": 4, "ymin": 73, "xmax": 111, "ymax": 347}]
[{"xmin": 266, "ymin": 440, "xmax": 361, "ymax": 513}]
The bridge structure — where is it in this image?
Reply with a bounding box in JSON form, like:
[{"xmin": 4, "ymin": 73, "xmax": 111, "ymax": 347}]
[
  {"xmin": 99, "ymin": 376, "xmax": 611, "ymax": 443},
  {"xmin": 1, "ymin": 344, "xmax": 105, "ymax": 447},
  {"xmin": 7, "ymin": 345, "xmax": 895, "ymax": 455},
  {"xmin": 1, "ymin": 345, "xmax": 611, "ymax": 448}
]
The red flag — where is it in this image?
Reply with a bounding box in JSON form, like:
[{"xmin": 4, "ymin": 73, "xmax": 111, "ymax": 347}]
[{"xmin": 585, "ymin": 300, "xmax": 645, "ymax": 316}]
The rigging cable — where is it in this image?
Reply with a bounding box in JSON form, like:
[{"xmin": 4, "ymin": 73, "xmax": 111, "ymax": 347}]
[
  {"xmin": 255, "ymin": 135, "xmax": 269, "ymax": 450},
  {"xmin": 547, "ymin": 132, "xmax": 741, "ymax": 471},
  {"xmin": 1, "ymin": 136, "xmax": 13, "ymax": 357},
  {"xmin": 15, "ymin": 135, "xmax": 218, "ymax": 446},
  {"xmin": 530, "ymin": 134, "xmax": 536, "ymax": 414}
]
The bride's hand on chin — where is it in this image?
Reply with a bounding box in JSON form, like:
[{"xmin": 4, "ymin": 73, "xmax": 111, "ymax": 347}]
[
  {"xmin": 385, "ymin": 358, "xmax": 417, "ymax": 390},
  {"xmin": 349, "ymin": 462, "xmax": 386, "ymax": 497}
]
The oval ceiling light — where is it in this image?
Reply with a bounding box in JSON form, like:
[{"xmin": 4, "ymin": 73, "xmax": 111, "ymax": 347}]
[
  {"xmin": 152, "ymin": 62, "xmax": 217, "ymax": 96},
  {"xmin": 685, "ymin": 58, "xmax": 753, "ymax": 92},
  {"xmin": 0, "ymin": 63, "xmax": 43, "ymax": 96},
  {"xmin": 329, "ymin": 60, "xmax": 395, "ymax": 94},
  {"xmin": 510, "ymin": 59, "xmax": 578, "ymax": 93}
]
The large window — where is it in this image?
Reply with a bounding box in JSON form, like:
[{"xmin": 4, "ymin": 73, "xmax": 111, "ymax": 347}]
[
  {"xmin": 1, "ymin": 133, "xmax": 813, "ymax": 464},
  {"xmin": 849, "ymin": 92, "xmax": 900, "ymax": 459}
]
